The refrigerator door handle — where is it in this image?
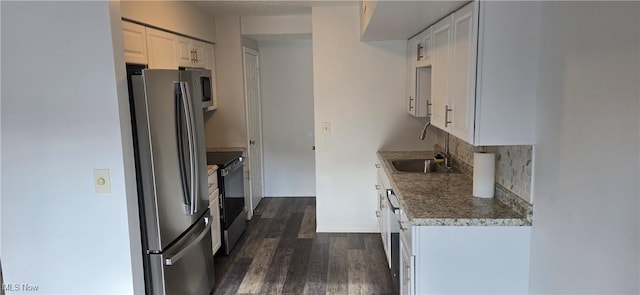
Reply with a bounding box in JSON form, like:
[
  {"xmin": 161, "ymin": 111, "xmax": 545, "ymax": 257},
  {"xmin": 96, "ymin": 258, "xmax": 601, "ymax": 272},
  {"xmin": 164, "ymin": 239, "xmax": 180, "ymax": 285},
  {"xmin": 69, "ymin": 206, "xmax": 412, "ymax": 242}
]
[
  {"xmin": 164, "ymin": 216, "xmax": 212, "ymax": 266},
  {"xmin": 175, "ymin": 83, "xmax": 191, "ymax": 213},
  {"xmin": 179, "ymin": 82, "xmax": 197, "ymax": 216}
]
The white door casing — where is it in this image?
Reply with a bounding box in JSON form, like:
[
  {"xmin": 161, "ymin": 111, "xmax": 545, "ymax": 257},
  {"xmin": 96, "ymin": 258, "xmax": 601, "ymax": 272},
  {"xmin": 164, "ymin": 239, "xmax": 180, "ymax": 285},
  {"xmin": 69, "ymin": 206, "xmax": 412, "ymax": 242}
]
[{"xmin": 243, "ymin": 47, "xmax": 264, "ymax": 219}]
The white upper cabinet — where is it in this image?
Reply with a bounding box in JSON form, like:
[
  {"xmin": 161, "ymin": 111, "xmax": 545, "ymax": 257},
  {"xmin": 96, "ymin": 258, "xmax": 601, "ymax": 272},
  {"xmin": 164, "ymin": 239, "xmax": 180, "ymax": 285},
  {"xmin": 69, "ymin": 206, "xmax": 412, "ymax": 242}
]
[
  {"xmin": 176, "ymin": 38, "xmax": 211, "ymax": 69},
  {"xmin": 141, "ymin": 27, "xmax": 216, "ymax": 71},
  {"xmin": 424, "ymin": 1, "xmax": 541, "ymax": 145},
  {"xmin": 122, "ymin": 21, "xmax": 148, "ymax": 65},
  {"xmin": 145, "ymin": 27, "xmax": 178, "ymax": 69},
  {"xmin": 473, "ymin": 1, "xmax": 541, "ymax": 145}
]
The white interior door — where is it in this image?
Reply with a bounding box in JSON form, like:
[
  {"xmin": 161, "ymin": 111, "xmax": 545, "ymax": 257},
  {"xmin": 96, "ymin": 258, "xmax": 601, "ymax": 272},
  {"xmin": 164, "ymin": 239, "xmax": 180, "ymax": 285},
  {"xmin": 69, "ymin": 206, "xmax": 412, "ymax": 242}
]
[{"xmin": 243, "ymin": 47, "xmax": 264, "ymax": 218}]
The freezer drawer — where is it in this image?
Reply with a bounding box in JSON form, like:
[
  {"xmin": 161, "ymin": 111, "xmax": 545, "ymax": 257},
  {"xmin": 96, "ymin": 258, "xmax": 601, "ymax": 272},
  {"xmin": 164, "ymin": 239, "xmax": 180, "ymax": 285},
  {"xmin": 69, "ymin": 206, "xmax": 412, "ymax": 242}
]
[{"xmin": 148, "ymin": 212, "xmax": 214, "ymax": 295}]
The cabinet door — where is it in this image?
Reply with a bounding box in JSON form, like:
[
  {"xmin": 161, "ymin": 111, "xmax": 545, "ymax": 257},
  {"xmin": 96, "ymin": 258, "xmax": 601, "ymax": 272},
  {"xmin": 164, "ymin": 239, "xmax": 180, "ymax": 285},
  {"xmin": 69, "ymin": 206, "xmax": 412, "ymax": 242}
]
[
  {"xmin": 399, "ymin": 211, "xmax": 415, "ymax": 294},
  {"xmin": 430, "ymin": 15, "xmax": 453, "ymax": 131},
  {"xmin": 400, "ymin": 239, "xmax": 414, "ymax": 295},
  {"xmin": 209, "ymin": 188, "xmax": 222, "ymax": 253},
  {"xmin": 146, "ymin": 28, "xmax": 178, "ymax": 69},
  {"xmin": 450, "ymin": 2, "xmax": 477, "ymax": 143},
  {"xmin": 206, "ymin": 45, "xmax": 218, "ymax": 110},
  {"xmin": 204, "ymin": 44, "xmax": 215, "ymax": 71},
  {"xmin": 407, "ymin": 38, "xmax": 418, "ymax": 116},
  {"xmin": 419, "ymin": 27, "xmax": 433, "ymax": 66},
  {"xmin": 376, "ymin": 174, "xmax": 385, "ymax": 242},
  {"xmin": 122, "ymin": 21, "xmax": 148, "ymax": 65},
  {"xmin": 416, "ymin": 28, "xmax": 432, "ymax": 67},
  {"xmin": 175, "ymin": 36, "xmax": 194, "ymax": 68},
  {"xmin": 380, "ymin": 192, "xmax": 390, "ymax": 265},
  {"xmin": 191, "ymin": 41, "xmax": 207, "ymax": 68}
]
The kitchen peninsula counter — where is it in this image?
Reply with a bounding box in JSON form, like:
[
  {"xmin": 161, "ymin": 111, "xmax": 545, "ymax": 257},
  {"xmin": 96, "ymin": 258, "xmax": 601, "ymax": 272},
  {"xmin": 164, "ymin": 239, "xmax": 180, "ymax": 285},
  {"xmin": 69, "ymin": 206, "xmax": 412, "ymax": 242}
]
[{"xmin": 377, "ymin": 151, "xmax": 529, "ymax": 226}]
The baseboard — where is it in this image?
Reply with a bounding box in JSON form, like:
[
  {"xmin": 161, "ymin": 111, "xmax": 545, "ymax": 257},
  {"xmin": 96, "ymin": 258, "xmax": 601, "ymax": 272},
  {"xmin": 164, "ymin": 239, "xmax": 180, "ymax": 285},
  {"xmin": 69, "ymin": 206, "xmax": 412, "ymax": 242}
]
[
  {"xmin": 316, "ymin": 224, "xmax": 379, "ymax": 233},
  {"xmin": 263, "ymin": 195, "xmax": 316, "ymax": 198}
]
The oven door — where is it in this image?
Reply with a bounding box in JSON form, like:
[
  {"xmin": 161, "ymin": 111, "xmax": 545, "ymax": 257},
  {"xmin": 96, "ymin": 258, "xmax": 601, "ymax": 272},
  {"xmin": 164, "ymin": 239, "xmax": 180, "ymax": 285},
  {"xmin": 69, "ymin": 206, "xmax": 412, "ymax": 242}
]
[{"xmin": 219, "ymin": 158, "xmax": 245, "ymax": 229}]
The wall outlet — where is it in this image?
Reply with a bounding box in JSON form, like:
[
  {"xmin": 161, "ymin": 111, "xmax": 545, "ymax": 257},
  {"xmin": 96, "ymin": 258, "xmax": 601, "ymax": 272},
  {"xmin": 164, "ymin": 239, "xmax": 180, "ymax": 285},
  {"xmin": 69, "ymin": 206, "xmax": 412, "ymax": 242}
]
[
  {"xmin": 93, "ymin": 169, "xmax": 111, "ymax": 193},
  {"xmin": 321, "ymin": 122, "xmax": 331, "ymax": 135}
]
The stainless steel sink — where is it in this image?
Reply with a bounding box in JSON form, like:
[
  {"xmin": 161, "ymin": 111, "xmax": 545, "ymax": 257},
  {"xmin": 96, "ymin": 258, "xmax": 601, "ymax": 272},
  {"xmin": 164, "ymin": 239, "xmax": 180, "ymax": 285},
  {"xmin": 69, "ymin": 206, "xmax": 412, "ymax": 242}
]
[{"xmin": 387, "ymin": 159, "xmax": 459, "ymax": 174}]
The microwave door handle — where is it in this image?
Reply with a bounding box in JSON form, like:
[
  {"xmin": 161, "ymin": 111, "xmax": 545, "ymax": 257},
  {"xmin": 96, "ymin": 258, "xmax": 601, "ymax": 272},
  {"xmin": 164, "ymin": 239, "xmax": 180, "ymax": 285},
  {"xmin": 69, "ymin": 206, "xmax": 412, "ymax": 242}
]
[
  {"xmin": 175, "ymin": 83, "xmax": 191, "ymax": 213},
  {"xmin": 179, "ymin": 82, "xmax": 197, "ymax": 216}
]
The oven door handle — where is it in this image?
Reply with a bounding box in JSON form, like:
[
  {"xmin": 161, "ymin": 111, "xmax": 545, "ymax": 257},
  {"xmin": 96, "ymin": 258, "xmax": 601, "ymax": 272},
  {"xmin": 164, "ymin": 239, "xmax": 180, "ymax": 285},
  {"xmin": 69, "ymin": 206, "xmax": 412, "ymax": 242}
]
[
  {"xmin": 220, "ymin": 157, "xmax": 243, "ymax": 177},
  {"xmin": 386, "ymin": 191, "xmax": 400, "ymax": 212}
]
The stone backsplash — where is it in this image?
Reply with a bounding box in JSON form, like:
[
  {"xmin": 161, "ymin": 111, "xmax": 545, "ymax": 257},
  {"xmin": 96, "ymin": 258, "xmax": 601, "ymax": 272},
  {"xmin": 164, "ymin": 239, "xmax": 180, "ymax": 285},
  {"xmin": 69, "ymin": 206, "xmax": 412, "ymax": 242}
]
[{"xmin": 427, "ymin": 126, "xmax": 533, "ymax": 204}]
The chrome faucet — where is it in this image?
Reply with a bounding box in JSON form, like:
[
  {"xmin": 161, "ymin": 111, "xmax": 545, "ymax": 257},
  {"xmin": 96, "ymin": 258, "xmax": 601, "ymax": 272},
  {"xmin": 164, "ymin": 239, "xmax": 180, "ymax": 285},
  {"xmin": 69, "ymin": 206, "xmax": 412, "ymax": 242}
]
[{"xmin": 418, "ymin": 120, "xmax": 430, "ymax": 140}]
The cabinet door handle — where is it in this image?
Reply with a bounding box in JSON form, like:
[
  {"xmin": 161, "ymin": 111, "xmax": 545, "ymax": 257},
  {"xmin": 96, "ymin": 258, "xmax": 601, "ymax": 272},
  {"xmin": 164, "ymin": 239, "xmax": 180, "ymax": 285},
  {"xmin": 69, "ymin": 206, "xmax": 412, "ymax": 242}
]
[
  {"xmin": 417, "ymin": 43, "xmax": 424, "ymax": 61},
  {"xmin": 375, "ymin": 163, "xmax": 381, "ymax": 168},
  {"xmin": 375, "ymin": 211, "xmax": 381, "ymax": 218},
  {"xmin": 411, "ymin": 255, "xmax": 417, "ymax": 292},
  {"xmin": 375, "ymin": 184, "xmax": 381, "ymax": 190},
  {"xmin": 445, "ymin": 105, "xmax": 452, "ymax": 127},
  {"xmin": 404, "ymin": 261, "xmax": 411, "ymax": 284},
  {"xmin": 409, "ymin": 97, "xmax": 414, "ymax": 110},
  {"xmin": 194, "ymin": 49, "xmax": 199, "ymax": 63},
  {"xmin": 427, "ymin": 101, "xmax": 432, "ymax": 117},
  {"xmin": 398, "ymin": 220, "xmax": 408, "ymax": 231}
]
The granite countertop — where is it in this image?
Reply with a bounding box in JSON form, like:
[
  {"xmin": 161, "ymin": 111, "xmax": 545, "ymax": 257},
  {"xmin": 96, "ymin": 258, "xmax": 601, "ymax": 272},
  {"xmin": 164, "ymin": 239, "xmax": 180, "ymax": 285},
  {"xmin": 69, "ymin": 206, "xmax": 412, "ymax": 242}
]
[
  {"xmin": 207, "ymin": 165, "xmax": 218, "ymax": 176},
  {"xmin": 377, "ymin": 151, "xmax": 529, "ymax": 226}
]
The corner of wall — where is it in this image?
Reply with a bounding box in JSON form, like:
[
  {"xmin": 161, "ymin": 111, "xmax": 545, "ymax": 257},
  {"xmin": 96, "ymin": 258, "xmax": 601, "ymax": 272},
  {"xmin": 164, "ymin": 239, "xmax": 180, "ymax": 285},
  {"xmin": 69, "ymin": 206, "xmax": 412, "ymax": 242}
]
[{"xmin": 109, "ymin": 1, "xmax": 145, "ymax": 293}]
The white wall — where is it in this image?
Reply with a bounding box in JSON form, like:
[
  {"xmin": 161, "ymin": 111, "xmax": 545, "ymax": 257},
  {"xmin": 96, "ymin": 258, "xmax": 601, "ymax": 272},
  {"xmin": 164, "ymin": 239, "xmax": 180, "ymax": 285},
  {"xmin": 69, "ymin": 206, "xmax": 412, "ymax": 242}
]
[
  {"xmin": 1, "ymin": 1, "xmax": 143, "ymax": 294},
  {"xmin": 529, "ymin": 2, "xmax": 640, "ymax": 293},
  {"xmin": 121, "ymin": 1, "xmax": 216, "ymax": 42},
  {"xmin": 205, "ymin": 16, "xmax": 248, "ymax": 149},
  {"xmin": 312, "ymin": 5, "xmax": 433, "ymax": 232},
  {"xmin": 241, "ymin": 15, "xmax": 312, "ymax": 37},
  {"xmin": 259, "ymin": 38, "xmax": 316, "ymax": 197}
]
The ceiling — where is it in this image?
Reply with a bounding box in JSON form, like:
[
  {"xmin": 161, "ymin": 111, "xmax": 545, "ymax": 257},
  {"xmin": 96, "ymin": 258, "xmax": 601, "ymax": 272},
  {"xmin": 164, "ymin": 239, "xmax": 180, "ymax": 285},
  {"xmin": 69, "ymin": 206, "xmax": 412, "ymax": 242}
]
[
  {"xmin": 192, "ymin": 1, "xmax": 356, "ymax": 17},
  {"xmin": 191, "ymin": 0, "xmax": 468, "ymax": 40}
]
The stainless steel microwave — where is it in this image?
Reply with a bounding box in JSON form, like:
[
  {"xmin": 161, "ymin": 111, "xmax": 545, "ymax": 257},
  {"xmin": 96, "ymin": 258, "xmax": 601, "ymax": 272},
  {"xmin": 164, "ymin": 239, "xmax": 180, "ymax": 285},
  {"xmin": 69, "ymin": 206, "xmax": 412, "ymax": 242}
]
[{"xmin": 180, "ymin": 67, "xmax": 217, "ymax": 111}]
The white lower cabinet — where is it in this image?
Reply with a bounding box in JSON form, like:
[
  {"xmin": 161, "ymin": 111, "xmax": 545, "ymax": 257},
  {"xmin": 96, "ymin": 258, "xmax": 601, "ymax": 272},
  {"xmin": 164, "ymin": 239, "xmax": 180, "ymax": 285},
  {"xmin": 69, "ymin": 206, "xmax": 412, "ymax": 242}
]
[
  {"xmin": 399, "ymin": 211, "xmax": 531, "ymax": 295},
  {"xmin": 375, "ymin": 163, "xmax": 393, "ymax": 267},
  {"xmin": 209, "ymin": 188, "xmax": 221, "ymax": 253}
]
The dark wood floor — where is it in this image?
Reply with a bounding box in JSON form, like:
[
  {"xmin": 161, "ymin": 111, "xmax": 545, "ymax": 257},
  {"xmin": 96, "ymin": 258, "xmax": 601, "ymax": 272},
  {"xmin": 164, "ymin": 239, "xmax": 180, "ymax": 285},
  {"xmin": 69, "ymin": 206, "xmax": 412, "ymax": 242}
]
[{"xmin": 213, "ymin": 197, "xmax": 395, "ymax": 295}]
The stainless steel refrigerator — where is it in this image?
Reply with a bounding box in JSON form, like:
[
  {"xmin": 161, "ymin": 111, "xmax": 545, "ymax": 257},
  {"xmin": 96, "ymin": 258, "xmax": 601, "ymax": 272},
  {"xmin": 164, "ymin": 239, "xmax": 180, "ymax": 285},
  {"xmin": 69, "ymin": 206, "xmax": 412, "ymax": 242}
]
[{"xmin": 129, "ymin": 69, "xmax": 214, "ymax": 295}]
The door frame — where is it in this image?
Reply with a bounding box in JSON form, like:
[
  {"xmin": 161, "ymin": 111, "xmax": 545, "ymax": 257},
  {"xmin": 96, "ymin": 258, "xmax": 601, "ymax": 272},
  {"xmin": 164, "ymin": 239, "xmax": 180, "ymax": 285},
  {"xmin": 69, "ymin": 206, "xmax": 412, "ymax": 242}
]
[{"xmin": 242, "ymin": 46, "xmax": 264, "ymax": 220}]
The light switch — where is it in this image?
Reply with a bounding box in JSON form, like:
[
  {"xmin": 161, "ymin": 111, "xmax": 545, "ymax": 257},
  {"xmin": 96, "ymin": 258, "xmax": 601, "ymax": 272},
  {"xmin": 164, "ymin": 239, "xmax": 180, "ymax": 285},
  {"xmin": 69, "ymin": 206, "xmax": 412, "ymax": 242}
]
[
  {"xmin": 93, "ymin": 169, "xmax": 111, "ymax": 193},
  {"xmin": 321, "ymin": 122, "xmax": 331, "ymax": 135}
]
